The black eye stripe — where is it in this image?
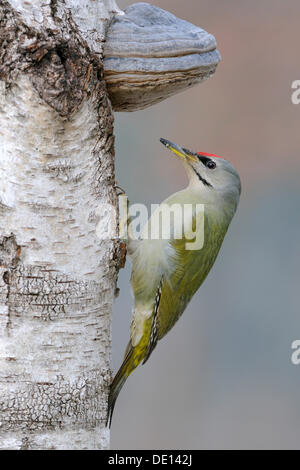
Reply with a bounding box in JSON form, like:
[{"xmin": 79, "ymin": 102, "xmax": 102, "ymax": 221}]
[
  {"xmin": 197, "ymin": 155, "xmax": 216, "ymax": 169},
  {"xmin": 197, "ymin": 155, "xmax": 210, "ymax": 164}
]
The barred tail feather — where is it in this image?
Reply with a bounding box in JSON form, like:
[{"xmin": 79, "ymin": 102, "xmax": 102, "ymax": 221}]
[
  {"xmin": 106, "ymin": 371, "xmax": 127, "ymax": 428},
  {"xmin": 106, "ymin": 344, "xmax": 138, "ymax": 427},
  {"xmin": 106, "ymin": 315, "xmax": 155, "ymax": 427}
]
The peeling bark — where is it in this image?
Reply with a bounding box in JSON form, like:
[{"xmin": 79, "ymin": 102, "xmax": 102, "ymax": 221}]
[{"xmin": 0, "ymin": 0, "xmax": 123, "ymax": 450}]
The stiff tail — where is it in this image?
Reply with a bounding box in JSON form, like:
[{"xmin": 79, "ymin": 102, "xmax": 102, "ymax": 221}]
[
  {"xmin": 106, "ymin": 315, "xmax": 155, "ymax": 427},
  {"xmin": 106, "ymin": 344, "xmax": 137, "ymax": 428}
]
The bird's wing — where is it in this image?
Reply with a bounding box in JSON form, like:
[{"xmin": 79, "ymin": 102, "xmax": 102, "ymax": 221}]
[
  {"xmin": 129, "ymin": 204, "xmax": 228, "ymax": 362},
  {"xmin": 134, "ymin": 234, "xmax": 206, "ymax": 364},
  {"xmin": 142, "ymin": 277, "xmax": 163, "ymax": 364},
  {"xmin": 155, "ymin": 210, "xmax": 228, "ymax": 341}
]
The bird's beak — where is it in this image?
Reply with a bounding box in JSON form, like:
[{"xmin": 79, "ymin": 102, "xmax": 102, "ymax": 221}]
[{"xmin": 160, "ymin": 138, "xmax": 198, "ymax": 163}]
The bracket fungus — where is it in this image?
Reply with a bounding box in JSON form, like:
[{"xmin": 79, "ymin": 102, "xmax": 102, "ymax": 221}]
[{"xmin": 103, "ymin": 2, "xmax": 221, "ymax": 112}]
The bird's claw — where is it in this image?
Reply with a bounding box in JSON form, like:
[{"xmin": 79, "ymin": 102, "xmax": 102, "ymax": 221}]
[{"xmin": 116, "ymin": 185, "xmax": 126, "ymax": 196}]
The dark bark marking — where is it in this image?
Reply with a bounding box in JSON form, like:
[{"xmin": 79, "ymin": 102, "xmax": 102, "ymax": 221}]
[
  {"xmin": 0, "ymin": 234, "xmax": 21, "ymax": 269},
  {"xmin": 0, "ymin": 0, "xmax": 105, "ymax": 117}
]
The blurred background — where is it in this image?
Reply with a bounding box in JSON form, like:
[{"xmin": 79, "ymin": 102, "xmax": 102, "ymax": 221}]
[{"xmin": 111, "ymin": 0, "xmax": 300, "ymax": 449}]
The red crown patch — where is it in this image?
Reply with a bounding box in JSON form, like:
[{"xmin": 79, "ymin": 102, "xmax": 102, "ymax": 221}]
[{"xmin": 197, "ymin": 152, "xmax": 221, "ymax": 158}]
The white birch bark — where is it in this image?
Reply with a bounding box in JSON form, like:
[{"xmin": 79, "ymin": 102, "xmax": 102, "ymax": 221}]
[{"xmin": 0, "ymin": 0, "xmax": 124, "ymax": 450}]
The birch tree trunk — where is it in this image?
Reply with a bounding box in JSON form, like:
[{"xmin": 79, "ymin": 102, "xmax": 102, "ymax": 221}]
[{"xmin": 0, "ymin": 0, "xmax": 124, "ymax": 450}]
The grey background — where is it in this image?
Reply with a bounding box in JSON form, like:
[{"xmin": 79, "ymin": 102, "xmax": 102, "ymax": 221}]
[{"xmin": 110, "ymin": 0, "xmax": 300, "ymax": 449}]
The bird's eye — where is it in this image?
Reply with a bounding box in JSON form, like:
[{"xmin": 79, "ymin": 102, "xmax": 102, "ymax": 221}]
[{"xmin": 206, "ymin": 160, "xmax": 216, "ymax": 170}]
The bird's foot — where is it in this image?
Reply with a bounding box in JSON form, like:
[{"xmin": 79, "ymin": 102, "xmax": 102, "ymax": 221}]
[{"xmin": 116, "ymin": 184, "xmax": 126, "ymax": 196}]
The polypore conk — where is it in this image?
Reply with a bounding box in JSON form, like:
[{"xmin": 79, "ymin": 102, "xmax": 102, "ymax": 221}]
[{"xmin": 103, "ymin": 2, "xmax": 221, "ymax": 112}]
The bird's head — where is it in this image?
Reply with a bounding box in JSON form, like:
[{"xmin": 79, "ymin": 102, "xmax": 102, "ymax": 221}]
[{"xmin": 160, "ymin": 138, "xmax": 241, "ymax": 206}]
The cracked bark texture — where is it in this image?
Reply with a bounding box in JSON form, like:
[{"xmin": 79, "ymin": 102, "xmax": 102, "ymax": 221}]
[{"xmin": 0, "ymin": 0, "xmax": 123, "ymax": 450}]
